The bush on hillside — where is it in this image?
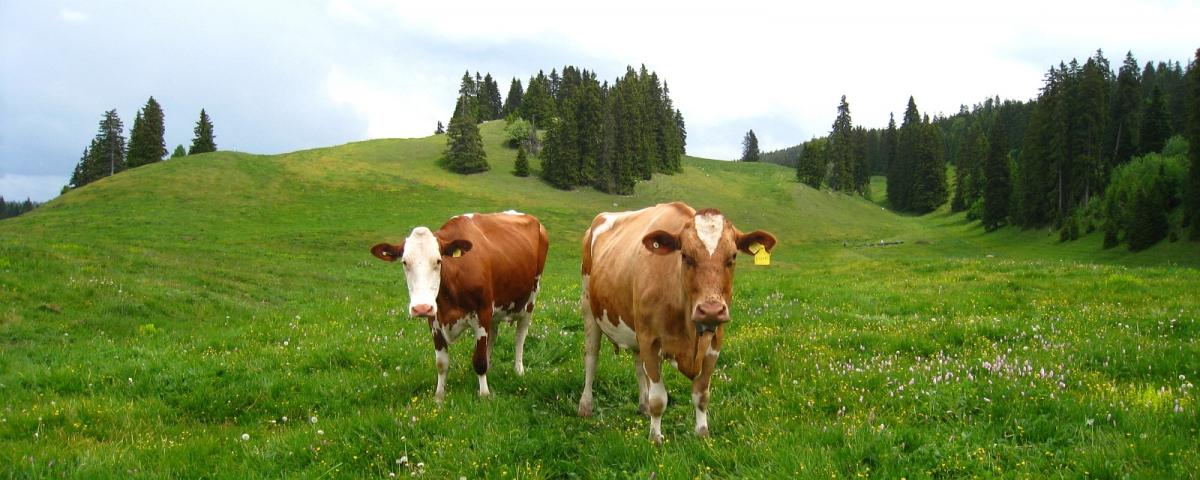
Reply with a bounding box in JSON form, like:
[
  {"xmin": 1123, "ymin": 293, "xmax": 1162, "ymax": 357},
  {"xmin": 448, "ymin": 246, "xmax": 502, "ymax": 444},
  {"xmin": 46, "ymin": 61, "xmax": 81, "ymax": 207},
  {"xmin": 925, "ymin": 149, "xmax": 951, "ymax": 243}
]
[
  {"xmin": 504, "ymin": 116, "xmax": 532, "ymax": 148},
  {"xmin": 1103, "ymin": 151, "xmax": 1186, "ymax": 251}
]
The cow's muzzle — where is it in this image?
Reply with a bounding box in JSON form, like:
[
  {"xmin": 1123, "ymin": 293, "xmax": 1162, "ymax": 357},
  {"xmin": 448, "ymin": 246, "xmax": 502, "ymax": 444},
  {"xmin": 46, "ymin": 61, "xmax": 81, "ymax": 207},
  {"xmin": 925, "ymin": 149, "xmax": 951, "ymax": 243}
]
[
  {"xmin": 410, "ymin": 304, "xmax": 435, "ymax": 318},
  {"xmin": 692, "ymin": 300, "xmax": 730, "ymax": 330}
]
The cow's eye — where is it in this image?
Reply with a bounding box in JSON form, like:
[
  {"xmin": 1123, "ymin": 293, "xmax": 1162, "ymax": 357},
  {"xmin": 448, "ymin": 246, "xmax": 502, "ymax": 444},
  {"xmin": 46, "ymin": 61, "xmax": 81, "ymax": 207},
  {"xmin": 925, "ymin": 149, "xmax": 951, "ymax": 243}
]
[{"xmin": 401, "ymin": 259, "xmax": 408, "ymax": 267}]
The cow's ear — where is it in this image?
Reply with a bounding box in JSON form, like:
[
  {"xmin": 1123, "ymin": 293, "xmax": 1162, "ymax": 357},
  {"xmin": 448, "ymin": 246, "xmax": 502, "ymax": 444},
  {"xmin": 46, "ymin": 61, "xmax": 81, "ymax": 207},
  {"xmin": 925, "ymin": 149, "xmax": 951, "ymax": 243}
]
[
  {"xmin": 736, "ymin": 231, "xmax": 777, "ymax": 255},
  {"xmin": 371, "ymin": 241, "xmax": 405, "ymax": 262},
  {"xmin": 642, "ymin": 230, "xmax": 681, "ymax": 255},
  {"xmin": 440, "ymin": 239, "xmax": 473, "ymax": 257}
]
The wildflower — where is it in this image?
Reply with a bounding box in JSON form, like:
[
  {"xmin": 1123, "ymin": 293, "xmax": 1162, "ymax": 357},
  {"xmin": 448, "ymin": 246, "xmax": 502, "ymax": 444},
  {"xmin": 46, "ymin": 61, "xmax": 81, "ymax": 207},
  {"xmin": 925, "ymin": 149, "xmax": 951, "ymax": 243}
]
[
  {"xmin": 242, "ymin": 433, "xmax": 249, "ymax": 441},
  {"xmin": 317, "ymin": 430, "xmax": 324, "ymax": 435},
  {"xmin": 310, "ymin": 416, "xmax": 318, "ymax": 424}
]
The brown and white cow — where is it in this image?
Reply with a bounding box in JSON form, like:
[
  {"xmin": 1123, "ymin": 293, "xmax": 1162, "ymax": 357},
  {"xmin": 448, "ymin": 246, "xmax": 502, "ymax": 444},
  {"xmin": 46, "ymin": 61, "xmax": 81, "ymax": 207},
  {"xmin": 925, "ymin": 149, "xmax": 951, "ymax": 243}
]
[
  {"xmin": 371, "ymin": 211, "xmax": 549, "ymax": 401},
  {"xmin": 577, "ymin": 202, "xmax": 776, "ymax": 443}
]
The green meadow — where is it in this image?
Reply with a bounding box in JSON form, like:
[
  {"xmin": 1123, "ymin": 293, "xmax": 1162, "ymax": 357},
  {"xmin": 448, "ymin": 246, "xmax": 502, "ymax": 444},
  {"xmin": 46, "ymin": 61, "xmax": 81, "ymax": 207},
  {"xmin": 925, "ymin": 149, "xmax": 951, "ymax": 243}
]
[{"xmin": 2, "ymin": 121, "xmax": 1198, "ymax": 478}]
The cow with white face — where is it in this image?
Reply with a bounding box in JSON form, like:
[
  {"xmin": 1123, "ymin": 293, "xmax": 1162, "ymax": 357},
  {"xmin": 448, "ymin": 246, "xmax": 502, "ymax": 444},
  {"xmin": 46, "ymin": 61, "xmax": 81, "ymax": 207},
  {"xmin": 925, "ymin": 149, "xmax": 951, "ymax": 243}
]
[
  {"xmin": 371, "ymin": 211, "xmax": 549, "ymax": 402},
  {"xmin": 577, "ymin": 202, "xmax": 776, "ymax": 444}
]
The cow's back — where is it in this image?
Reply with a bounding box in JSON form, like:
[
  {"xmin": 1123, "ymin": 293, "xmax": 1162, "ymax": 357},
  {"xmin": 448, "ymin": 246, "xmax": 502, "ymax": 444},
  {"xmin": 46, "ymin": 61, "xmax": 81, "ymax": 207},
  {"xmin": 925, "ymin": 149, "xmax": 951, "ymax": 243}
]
[
  {"xmin": 583, "ymin": 203, "xmax": 693, "ymax": 335},
  {"xmin": 439, "ymin": 212, "xmax": 548, "ymax": 311}
]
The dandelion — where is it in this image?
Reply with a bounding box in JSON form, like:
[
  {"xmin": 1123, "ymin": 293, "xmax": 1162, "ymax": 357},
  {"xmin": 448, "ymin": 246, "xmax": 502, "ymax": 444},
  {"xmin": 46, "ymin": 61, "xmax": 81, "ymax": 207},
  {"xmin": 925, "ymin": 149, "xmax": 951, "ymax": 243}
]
[
  {"xmin": 282, "ymin": 417, "xmax": 288, "ymax": 422},
  {"xmin": 398, "ymin": 457, "xmax": 408, "ymax": 465},
  {"xmin": 241, "ymin": 433, "xmax": 249, "ymax": 441},
  {"xmin": 1086, "ymin": 418, "xmax": 1094, "ymax": 426},
  {"xmin": 317, "ymin": 430, "xmax": 324, "ymax": 435},
  {"xmin": 310, "ymin": 416, "xmax": 318, "ymax": 424}
]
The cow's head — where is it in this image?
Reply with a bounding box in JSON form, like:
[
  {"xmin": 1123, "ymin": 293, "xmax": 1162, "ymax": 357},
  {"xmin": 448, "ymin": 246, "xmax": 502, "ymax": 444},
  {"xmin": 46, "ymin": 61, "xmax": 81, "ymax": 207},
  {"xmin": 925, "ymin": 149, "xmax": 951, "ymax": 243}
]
[
  {"xmin": 370, "ymin": 227, "xmax": 472, "ymax": 318},
  {"xmin": 641, "ymin": 208, "xmax": 776, "ymax": 332}
]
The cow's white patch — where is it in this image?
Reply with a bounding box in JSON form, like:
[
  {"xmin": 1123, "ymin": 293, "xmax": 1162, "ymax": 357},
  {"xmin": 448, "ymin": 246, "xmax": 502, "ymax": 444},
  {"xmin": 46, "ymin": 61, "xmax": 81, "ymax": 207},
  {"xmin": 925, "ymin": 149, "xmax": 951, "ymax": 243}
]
[
  {"xmin": 706, "ymin": 344, "xmax": 721, "ymax": 357},
  {"xmin": 402, "ymin": 227, "xmax": 442, "ymax": 314},
  {"xmin": 478, "ymin": 374, "xmax": 490, "ymax": 396},
  {"xmin": 462, "ymin": 213, "xmax": 475, "ymax": 218},
  {"xmin": 589, "ymin": 207, "xmax": 649, "ymax": 252},
  {"xmin": 441, "ymin": 313, "xmax": 474, "ymax": 344},
  {"xmin": 503, "ymin": 210, "xmax": 523, "ymax": 215},
  {"xmin": 694, "ymin": 213, "xmax": 724, "ymax": 256},
  {"xmin": 597, "ymin": 310, "xmax": 638, "ymax": 350}
]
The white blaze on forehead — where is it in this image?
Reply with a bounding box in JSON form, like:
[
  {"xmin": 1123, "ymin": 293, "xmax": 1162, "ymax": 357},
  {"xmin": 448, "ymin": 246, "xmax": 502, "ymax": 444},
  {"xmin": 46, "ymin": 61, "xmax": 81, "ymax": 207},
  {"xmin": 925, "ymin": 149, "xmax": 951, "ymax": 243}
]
[
  {"xmin": 402, "ymin": 226, "xmax": 442, "ymax": 312},
  {"xmin": 694, "ymin": 213, "xmax": 725, "ymax": 256}
]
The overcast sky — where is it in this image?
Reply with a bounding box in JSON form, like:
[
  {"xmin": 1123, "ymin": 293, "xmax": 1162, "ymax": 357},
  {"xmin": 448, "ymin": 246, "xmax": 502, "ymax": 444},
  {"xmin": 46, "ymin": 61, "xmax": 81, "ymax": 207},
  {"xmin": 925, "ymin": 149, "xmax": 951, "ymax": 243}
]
[{"xmin": 2, "ymin": 1, "xmax": 1197, "ymax": 202}]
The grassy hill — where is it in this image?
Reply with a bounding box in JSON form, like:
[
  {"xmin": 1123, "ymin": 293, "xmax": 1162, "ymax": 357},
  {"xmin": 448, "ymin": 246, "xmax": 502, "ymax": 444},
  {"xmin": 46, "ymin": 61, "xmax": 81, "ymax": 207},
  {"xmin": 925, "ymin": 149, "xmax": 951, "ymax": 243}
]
[{"xmin": 1, "ymin": 121, "xmax": 1198, "ymax": 477}]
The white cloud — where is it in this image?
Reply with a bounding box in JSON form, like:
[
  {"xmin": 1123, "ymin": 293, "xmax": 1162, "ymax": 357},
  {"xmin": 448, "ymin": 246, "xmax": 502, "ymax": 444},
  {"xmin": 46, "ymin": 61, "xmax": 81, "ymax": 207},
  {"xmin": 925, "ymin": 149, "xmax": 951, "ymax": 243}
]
[
  {"xmin": 326, "ymin": 0, "xmax": 374, "ymax": 27},
  {"xmin": 327, "ymin": 66, "xmax": 448, "ymax": 139},
  {"xmin": 59, "ymin": 8, "xmax": 87, "ymax": 23}
]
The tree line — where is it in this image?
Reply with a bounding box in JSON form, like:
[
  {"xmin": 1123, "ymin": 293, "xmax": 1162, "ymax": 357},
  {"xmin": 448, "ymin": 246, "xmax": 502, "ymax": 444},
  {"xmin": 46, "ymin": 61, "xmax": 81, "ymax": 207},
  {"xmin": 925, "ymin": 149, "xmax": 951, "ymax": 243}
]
[
  {"xmin": 441, "ymin": 65, "xmax": 687, "ymax": 195},
  {"xmin": 70, "ymin": 97, "xmax": 217, "ymax": 189},
  {"xmin": 779, "ymin": 47, "xmax": 1199, "ymax": 249},
  {"xmin": 0, "ymin": 196, "xmax": 40, "ymax": 220}
]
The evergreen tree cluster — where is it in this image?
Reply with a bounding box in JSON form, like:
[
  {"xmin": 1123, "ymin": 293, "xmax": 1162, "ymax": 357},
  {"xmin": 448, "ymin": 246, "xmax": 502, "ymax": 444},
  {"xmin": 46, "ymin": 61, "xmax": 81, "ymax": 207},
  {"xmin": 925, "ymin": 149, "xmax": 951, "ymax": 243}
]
[
  {"xmin": 885, "ymin": 98, "xmax": 947, "ymax": 212},
  {"xmin": 453, "ymin": 71, "xmax": 505, "ymax": 123},
  {"xmin": 70, "ymin": 98, "xmax": 217, "ymax": 189},
  {"xmin": 0, "ymin": 196, "xmax": 40, "ymax": 220},
  {"xmin": 789, "ymin": 97, "xmax": 884, "ymax": 196},
  {"xmin": 1011, "ymin": 49, "xmax": 1192, "ymax": 235},
  {"xmin": 535, "ymin": 65, "xmax": 686, "ymax": 194}
]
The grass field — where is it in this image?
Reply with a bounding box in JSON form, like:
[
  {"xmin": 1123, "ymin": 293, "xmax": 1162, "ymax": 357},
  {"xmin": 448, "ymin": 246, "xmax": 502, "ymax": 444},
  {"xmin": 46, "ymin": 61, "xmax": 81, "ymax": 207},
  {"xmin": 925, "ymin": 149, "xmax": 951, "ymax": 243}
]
[{"xmin": 2, "ymin": 121, "xmax": 1198, "ymax": 478}]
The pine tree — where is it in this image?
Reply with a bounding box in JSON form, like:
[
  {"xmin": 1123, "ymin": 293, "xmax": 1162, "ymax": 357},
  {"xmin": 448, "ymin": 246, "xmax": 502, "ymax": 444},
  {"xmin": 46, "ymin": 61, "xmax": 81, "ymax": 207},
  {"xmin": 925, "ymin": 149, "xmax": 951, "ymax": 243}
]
[
  {"xmin": 853, "ymin": 127, "xmax": 871, "ymax": 194},
  {"xmin": 741, "ymin": 130, "xmax": 760, "ymax": 162},
  {"xmin": 1140, "ymin": 85, "xmax": 1172, "ymax": 155},
  {"xmin": 502, "ymin": 78, "xmax": 524, "ymax": 118},
  {"xmin": 882, "ymin": 113, "xmax": 899, "ymax": 205},
  {"xmin": 69, "ymin": 146, "xmax": 92, "ymax": 188},
  {"xmin": 171, "ymin": 145, "xmax": 186, "ymax": 158},
  {"xmin": 1126, "ymin": 177, "xmax": 1168, "ymax": 251},
  {"xmin": 908, "ymin": 119, "xmax": 949, "ymax": 213},
  {"xmin": 796, "ymin": 139, "xmax": 826, "ymax": 189},
  {"xmin": 442, "ymin": 107, "xmax": 489, "ymax": 174},
  {"xmin": 1186, "ymin": 48, "xmax": 1200, "ymax": 241},
  {"xmin": 513, "ymin": 146, "xmax": 530, "ymax": 177},
  {"xmin": 982, "ymin": 119, "xmax": 1012, "ymax": 231},
  {"xmin": 189, "ymin": 109, "xmax": 217, "ymax": 155},
  {"xmin": 1106, "ymin": 52, "xmax": 1142, "ymax": 169},
  {"xmin": 675, "ymin": 109, "xmax": 687, "ymax": 155},
  {"xmin": 826, "ymin": 96, "xmax": 855, "ymax": 192},
  {"xmin": 126, "ymin": 96, "xmax": 167, "ymax": 168},
  {"xmin": 435, "ymin": 121, "xmax": 445, "ymax": 135},
  {"xmin": 538, "ymin": 118, "xmax": 573, "ymax": 188},
  {"xmin": 889, "ymin": 97, "xmax": 922, "ymax": 210},
  {"xmin": 94, "ymin": 109, "xmax": 127, "ymax": 177}
]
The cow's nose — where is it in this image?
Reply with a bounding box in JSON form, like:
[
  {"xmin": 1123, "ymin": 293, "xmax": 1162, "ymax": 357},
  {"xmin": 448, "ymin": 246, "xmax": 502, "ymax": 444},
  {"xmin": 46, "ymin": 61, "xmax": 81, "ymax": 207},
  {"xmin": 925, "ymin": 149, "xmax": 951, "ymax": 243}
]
[
  {"xmin": 693, "ymin": 301, "xmax": 729, "ymax": 324},
  {"xmin": 410, "ymin": 304, "xmax": 435, "ymax": 317}
]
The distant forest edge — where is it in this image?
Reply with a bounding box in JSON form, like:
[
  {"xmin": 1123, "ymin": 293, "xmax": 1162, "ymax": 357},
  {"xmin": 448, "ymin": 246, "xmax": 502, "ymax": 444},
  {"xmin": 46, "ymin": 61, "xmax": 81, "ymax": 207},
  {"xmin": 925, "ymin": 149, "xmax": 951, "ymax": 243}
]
[
  {"xmin": 757, "ymin": 48, "xmax": 1200, "ymax": 249},
  {"xmin": 441, "ymin": 65, "xmax": 686, "ymax": 195}
]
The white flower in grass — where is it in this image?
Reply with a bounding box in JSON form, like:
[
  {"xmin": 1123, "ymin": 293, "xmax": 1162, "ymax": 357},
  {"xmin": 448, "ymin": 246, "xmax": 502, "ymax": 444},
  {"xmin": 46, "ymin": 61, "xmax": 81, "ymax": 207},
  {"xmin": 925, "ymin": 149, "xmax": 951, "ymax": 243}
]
[
  {"xmin": 241, "ymin": 433, "xmax": 249, "ymax": 441},
  {"xmin": 317, "ymin": 430, "xmax": 324, "ymax": 435},
  {"xmin": 310, "ymin": 416, "xmax": 318, "ymax": 424}
]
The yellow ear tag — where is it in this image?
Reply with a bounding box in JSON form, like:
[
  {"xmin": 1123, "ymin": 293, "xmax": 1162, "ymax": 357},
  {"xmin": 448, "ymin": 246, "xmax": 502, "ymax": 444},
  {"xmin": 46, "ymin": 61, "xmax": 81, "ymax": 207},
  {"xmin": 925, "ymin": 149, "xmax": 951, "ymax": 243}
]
[
  {"xmin": 750, "ymin": 241, "xmax": 770, "ymax": 266},
  {"xmin": 452, "ymin": 248, "xmax": 462, "ymax": 258}
]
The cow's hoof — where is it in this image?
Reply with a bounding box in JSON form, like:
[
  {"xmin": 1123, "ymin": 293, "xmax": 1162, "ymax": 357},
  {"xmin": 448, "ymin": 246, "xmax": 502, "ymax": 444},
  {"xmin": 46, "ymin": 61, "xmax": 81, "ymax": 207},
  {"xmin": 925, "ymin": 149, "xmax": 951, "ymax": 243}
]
[
  {"xmin": 578, "ymin": 400, "xmax": 594, "ymax": 418},
  {"xmin": 434, "ymin": 394, "xmax": 445, "ymax": 407},
  {"xmin": 478, "ymin": 390, "xmax": 492, "ymax": 398},
  {"xmin": 650, "ymin": 433, "xmax": 664, "ymax": 445},
  {"xmin": 694, "ymin": 425, "xmax": 710, "ymax": 437},
  {"xmin": 514, "ymin": 364, "xmax": 525, "ymax": 376}
]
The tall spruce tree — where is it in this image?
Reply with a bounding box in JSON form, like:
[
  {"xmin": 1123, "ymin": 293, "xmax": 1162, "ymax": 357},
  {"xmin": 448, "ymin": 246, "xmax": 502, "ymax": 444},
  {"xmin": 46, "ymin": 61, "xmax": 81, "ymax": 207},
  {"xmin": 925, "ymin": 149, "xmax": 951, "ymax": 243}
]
[
  {"xmin": 188, "ymin": 109, "xmax": 217, "ymax": 155},
  {"xmin": 853, "ymin": 127, "xmax": 871, "ymax": 194},
  {"xmin": 889, "ymin": 97, "xmax": 922, "ymax": 210},
  {"xmin": 882, "ymin": 114, "xmax": 898, "ymax": 204},
  {"xmin": 827, "ymin": 96, "xmax": 855, "ymax": 192},
  {"xmin": 675, "ymin": 109, "xmax": 687, "ymax": 155},
  {"xmin": 96, "ymin": 109, "xmax": 126, "ymax": 177},
  {"xmin": 126, "ymin": 97, "xmax": 166, "ymax": 168},
  {"xmin": 442, "ymin": 106, "xmax": 489, "ymax": 174},
  {"xmin": 1107, "ymin": 52, "xmax": 1142, "ymax": 169},
  {"xmin": 69, "ymin": 145, "xmax": 94, "ymax": 188},
  {"xmin": 908, "ymin": 117, "xmax": 949, "ymax": 213},
  {"xmin": 502, "ymin": 78, "xmax": 524, "ymax": 118},
  {"xmin": 1186, "ymin": 48, "xmax": 1200, "ymax": 241},
  {"xmin": 982, "ymin": 119, "xmax": 1012, "ymax": 231},
  {"xmin": 741, "ymin": 130, "xmax": 760, "ymax": 162},
  {"xmin": 1140, "ymin": 85, "xmax": 1172, "ymax": 155}
]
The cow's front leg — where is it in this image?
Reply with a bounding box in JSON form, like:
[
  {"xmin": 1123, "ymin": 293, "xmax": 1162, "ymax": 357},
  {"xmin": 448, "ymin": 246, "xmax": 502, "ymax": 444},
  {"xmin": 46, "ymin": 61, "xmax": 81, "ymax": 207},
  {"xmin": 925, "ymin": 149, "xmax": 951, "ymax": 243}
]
[
  {"xmin": 431, "ymin": 323, "xmax": 450, "ymax": 404},
  {"xmin": 639, "ymin": 347, "xmax": 667, "ymax": 445},
  {"xmin": 692, "ymin": 333, "xmax": 720, "ymax": 437},
  {"xmin": 472, "ymin": 309, "xmax": 494, "ymax": 397}
]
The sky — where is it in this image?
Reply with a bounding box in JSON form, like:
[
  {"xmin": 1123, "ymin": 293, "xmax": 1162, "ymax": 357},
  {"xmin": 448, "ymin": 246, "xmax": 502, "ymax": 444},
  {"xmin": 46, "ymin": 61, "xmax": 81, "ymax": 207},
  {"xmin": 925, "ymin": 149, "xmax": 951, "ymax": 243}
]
[{"xmin": 1, "ymin": 1, "xmax": 1197, "ymax": 202}]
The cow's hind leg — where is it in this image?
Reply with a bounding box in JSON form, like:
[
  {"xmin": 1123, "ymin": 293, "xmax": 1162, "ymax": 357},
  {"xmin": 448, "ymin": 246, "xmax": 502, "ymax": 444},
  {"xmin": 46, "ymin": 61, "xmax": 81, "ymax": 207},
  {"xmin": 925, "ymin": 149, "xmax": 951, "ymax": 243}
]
[
  {"xmin": 513, "ymin": 310, "xmax": 532, "ymax": 376},
  {"xmin": 432, "ymin": 327, "xmax": 450, "ymax": 405},
  {"xmin": 578, "ymin": 279, "xmax": 601, "ymax": 417}
]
